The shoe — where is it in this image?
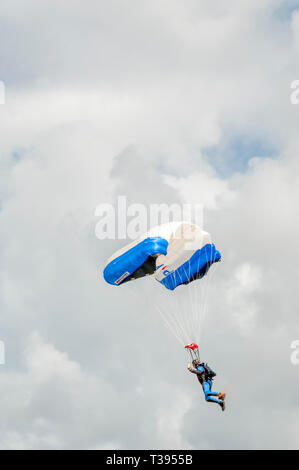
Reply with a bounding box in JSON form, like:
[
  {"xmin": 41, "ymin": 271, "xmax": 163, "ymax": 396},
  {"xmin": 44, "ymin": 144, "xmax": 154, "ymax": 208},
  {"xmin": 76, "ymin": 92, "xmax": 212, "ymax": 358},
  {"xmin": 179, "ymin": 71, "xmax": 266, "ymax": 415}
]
[{"xmin": 220, "ymin": 401, "xmax": 225, "ymax": 412}]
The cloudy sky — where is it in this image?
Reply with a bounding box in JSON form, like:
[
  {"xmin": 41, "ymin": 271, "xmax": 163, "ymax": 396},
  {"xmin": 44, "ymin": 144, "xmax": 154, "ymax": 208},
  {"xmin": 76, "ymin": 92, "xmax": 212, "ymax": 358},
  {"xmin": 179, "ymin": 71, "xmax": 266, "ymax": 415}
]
[{"xmin": 1, "ymin": 0, "xmax": 299, "ymax": 450}]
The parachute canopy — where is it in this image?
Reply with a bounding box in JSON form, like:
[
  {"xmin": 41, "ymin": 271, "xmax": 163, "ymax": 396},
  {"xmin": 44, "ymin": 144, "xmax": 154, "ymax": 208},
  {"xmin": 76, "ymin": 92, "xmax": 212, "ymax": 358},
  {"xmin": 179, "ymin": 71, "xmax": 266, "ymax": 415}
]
[{"xmin": 103, "ymin": 222, "xmax": 221, "ymax": 290}]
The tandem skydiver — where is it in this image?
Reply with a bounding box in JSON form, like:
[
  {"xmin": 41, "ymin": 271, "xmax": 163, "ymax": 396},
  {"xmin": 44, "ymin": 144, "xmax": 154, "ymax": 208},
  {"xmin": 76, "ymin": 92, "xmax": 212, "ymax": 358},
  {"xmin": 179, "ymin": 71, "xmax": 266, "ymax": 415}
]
[{"xmin": 188, "ymin": 358, "xmax": 226, "ymax": 411}]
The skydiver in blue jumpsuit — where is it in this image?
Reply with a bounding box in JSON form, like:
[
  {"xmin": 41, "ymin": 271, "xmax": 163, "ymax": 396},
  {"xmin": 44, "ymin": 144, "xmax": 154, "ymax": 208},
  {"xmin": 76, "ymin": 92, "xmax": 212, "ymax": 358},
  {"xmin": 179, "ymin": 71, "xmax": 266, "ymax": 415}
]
[{"xmin": 188, "ymin": 359, "xmax": 226, "ymax": 411}]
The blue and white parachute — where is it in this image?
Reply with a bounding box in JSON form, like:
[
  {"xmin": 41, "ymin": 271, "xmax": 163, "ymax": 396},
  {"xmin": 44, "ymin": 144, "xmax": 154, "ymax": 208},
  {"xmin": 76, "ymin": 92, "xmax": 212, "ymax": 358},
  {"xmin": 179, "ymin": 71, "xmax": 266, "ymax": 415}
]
[
  {"xmin": 103, "ymin": 222, "xmax": 221, "ymax": 290},
  {"xmin": 103, "ymin": 222, "xmax": 221, "ymax": 345}
]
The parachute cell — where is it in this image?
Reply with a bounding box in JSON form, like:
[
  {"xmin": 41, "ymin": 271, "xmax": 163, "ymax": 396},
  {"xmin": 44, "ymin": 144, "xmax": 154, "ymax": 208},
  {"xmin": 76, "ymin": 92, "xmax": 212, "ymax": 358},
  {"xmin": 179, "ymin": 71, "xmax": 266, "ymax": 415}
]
[{"xmin": 103, "ymin": 237, "xmax": 168, "ymax": 286}]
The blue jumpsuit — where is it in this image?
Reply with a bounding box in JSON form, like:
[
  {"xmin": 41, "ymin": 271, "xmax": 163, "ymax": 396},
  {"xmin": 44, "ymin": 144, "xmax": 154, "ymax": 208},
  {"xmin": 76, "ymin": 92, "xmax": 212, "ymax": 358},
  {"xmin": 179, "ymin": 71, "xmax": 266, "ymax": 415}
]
[{"xmin": 190, "ymin": 365, "xmax": 222, "ymax": 405}]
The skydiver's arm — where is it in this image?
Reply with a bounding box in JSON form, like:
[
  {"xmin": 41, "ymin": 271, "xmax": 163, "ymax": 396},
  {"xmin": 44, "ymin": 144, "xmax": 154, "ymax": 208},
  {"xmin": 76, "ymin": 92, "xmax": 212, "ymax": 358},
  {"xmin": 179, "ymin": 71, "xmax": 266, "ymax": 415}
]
[{"xmin": 187, "ymin": 365, "xmax": 205, "ymax": 375}]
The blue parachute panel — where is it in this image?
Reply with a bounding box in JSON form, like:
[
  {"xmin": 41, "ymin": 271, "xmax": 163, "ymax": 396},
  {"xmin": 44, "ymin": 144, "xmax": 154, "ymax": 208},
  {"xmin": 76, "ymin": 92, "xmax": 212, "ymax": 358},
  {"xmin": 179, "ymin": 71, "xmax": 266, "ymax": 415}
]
[
  {"xmin": 103, "ymin": 237, "xmax": 168, "ymax": 286},
  {"xmin": 158, "ymin": 243, "xmax": 221, "ymax": 291}
]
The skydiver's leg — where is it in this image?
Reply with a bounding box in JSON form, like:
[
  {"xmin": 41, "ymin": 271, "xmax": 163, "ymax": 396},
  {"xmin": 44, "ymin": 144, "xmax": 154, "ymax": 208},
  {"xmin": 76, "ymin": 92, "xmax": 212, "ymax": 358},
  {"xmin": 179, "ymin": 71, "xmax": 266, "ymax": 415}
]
[
  {"xmin": 206, "ymin": 379, "xmax": 219, "ymax": 396},
  {"xmin": 202, "ymin": 381, "xmax": 223, "ymax": 405}
]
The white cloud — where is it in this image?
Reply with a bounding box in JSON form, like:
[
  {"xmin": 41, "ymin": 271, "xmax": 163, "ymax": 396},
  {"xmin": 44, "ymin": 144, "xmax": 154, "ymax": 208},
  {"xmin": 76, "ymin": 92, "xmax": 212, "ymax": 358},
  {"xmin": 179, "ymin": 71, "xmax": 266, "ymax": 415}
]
[
  {"xmin": 291, "ymin": 9, "xmax": 299, "ymax": 50},
  {"xmin": 163, "ymin": 171, "xmax": 235, "ymax": 210},
  {"xmin": 24, "ymin": 332, "xmax": 82, "ymax": 383},
  {"xmin": 225, "ymin": 263, "xmax": 262, "ymax": 335},
  {"xmin": 156, "ymin": 392, "xmax": 193, "ymax": 450}
]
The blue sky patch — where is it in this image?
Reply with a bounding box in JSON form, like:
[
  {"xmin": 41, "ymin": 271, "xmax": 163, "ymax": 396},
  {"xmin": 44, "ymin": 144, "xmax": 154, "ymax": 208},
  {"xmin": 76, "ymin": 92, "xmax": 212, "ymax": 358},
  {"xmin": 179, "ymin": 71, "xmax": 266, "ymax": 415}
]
[
  {"xmin": 202, "ymin": 135, "xmax": 278, "ymax": 177},
  {"xmin": 273, "ymin": 1, "xmax": 299, "ymax": 22}
]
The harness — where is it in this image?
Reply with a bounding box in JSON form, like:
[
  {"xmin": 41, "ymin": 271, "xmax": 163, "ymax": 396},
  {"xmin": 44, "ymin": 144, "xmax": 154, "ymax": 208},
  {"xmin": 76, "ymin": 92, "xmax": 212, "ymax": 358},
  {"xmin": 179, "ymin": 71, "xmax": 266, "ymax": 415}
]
[
  {"xmin": 203, "ymin": 363, "xmax": 216, "ymax": 380},
  {"xmin": 197, "ymin": 363, "xmax": 216, "ymax": 382}
]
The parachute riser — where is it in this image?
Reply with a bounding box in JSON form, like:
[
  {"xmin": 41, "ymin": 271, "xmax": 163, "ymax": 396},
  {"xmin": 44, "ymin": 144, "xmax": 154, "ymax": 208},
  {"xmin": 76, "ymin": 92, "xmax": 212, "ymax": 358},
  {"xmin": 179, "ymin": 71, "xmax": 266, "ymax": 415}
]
[
  {"xmin": 188, "ymin": 348, "xmax": 200, "ymax": 362},
  {"xmin": 185, "ymin": 343, "xmax": 200, "ymax": 363}
]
